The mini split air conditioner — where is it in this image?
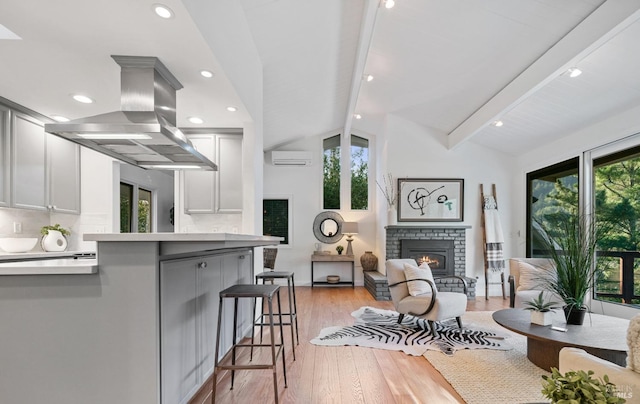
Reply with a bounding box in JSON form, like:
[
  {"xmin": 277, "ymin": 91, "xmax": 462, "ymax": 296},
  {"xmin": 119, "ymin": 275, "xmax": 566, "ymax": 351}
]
[{"xmin": 268, "ymin": 151, "xmax": 312, "ymax": 166}]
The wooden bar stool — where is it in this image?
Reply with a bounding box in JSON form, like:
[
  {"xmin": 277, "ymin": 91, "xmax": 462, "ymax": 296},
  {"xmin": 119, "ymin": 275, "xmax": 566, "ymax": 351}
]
[
  {"xmin": 212, "ymin": 284, "xmax": 287, "ymax": 404},
  {"xmin": 253, "ymin": 271, "xmax": 299, "ymax": 360}
]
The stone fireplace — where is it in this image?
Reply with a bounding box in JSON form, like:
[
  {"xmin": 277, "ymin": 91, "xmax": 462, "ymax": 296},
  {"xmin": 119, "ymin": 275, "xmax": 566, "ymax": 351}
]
[{"xmin": 363, "ymin": 225, "xmax": 477, "ymax": 300}]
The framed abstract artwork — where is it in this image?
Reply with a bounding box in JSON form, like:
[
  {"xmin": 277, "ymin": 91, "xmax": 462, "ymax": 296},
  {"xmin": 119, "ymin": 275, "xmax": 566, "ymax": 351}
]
[{"xmin": 397, "ymin": 178, "xmax": 464, "ymax": 222}]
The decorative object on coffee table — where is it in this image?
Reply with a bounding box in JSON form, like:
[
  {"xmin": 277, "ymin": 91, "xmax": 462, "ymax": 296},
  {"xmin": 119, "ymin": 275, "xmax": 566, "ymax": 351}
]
[
  {"xmin": 523, "ymin": 291, "xmax": 560, "ymax": 326},
  {"xmin": 535, "ymin": 212, "xmax": 612, "ymax": 325},
  {"xmin": 360, "ymin": 251, "xmax": 378, "ymax": 272}
]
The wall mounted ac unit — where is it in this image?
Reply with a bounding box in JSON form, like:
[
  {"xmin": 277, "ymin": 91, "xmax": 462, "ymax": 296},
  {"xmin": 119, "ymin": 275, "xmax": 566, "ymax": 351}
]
[{"xmin": 268, "ymin": 151, "xmax": 312, "ymax": 166}]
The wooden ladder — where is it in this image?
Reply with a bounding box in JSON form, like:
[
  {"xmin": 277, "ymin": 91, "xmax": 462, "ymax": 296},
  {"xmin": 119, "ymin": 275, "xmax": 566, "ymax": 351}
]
[{"xmin": 480, "ymin": 183, "xmax": 506, "ymax": 300}]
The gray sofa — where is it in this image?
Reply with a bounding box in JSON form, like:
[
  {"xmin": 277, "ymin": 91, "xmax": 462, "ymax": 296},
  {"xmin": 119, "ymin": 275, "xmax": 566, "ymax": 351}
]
[{"xmin": 508, "ymin": 257, "xmax": 561, "ymax": 308}]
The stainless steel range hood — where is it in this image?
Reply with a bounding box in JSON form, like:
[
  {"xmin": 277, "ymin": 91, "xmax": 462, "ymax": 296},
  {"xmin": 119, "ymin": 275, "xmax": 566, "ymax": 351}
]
[{"xmin": 45, "ymin": 55, "xmax": 217, "ymax": 170}]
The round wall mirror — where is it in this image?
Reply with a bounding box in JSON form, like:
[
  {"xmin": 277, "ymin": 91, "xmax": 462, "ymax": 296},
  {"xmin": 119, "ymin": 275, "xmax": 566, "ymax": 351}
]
[{"xmin": 312, "ymin": 211, "xmax": 344, "ymax": 244}]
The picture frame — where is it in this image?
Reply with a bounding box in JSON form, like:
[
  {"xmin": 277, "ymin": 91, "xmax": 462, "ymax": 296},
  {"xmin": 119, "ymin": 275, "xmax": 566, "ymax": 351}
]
[{"xmin": 397, "ymin": 178, "xmax": 464, "ymax": 222}]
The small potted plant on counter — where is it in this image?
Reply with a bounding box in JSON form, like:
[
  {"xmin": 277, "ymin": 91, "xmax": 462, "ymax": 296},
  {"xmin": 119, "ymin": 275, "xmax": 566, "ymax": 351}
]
[
  {"xmin": 40, "ymin": 224, "xmax": 70, "ymax": 252},
  {"xmin": 523, "ymin": 291, "xmax": 560, "ymax": 326},
  {"xmin": 336, "ymin": 245, "xmax": 344, "ymax": 255}
]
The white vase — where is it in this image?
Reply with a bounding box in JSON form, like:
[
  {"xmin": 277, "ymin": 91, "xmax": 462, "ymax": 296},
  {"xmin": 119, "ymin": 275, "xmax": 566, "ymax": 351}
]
[
  {"xmin": 41, "ymin": 230, "xmax": 68, "ymax": 252},
  {"xmin": 530, "ymin": 311, "xmax": 553, "ymax": 326},
  {"xmin": 387, "ymin": 207, "xmax": 397, "ymax": 225}
]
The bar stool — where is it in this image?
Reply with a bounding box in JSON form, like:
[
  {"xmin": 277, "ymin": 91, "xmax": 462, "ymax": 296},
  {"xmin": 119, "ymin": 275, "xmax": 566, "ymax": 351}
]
[
  {"xmin": 253, "ymin": 271, "xmax": 300, "ymax": 360},
  {"xmin": 212, "ymin": 284, "xmax": 287, "ymax": 404}
]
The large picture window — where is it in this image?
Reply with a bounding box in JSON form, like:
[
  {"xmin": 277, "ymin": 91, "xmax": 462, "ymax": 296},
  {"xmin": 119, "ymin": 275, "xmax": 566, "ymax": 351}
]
[
  {"xmin": 526, "ymin": 157, "xmax": 579, "ymax": 257},
  {"xmin": 350, "ymin": 135, "xmax": 368, "ymax": 210},
  {"xmin": 323, "ymin": 135, "xmax": 341, "ymax": 209}
]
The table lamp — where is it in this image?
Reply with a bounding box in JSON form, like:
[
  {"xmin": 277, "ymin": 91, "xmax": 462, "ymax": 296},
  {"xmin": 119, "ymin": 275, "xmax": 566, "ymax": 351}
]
[{"xmin": 342, "ymin": 222, "xmax": 359, "ymax": 256}]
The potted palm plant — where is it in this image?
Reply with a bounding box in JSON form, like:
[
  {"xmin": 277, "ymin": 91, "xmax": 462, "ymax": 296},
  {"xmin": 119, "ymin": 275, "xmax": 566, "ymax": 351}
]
[{"xmin": 535, "ymin": 212, "xmax": 611, "ymax": 325}]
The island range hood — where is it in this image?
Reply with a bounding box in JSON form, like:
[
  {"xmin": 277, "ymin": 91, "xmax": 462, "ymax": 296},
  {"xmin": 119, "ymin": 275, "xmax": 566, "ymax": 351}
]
[{"xmin": 45, "ymin": 55, "xmax": 217, "ymax": 170}]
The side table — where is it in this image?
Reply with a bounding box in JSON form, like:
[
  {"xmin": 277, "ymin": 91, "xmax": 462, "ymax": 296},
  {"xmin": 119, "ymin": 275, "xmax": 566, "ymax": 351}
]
[{"xmin": 310, "ymin": 254, "xmax": 355, "ymax": 287}]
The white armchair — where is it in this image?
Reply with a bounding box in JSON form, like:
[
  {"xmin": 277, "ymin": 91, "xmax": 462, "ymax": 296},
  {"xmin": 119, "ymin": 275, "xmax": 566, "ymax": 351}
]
[
  {"xmin": 559, "ymin": 313, "xmax": 640, "ymax": 404},
  {"xmin": 508, "ymin": 258, "xmax": 561, "ymax": 308},
  {"xmin": 385, "ymin": 258, "xmax": 468, "ymax": 337}
]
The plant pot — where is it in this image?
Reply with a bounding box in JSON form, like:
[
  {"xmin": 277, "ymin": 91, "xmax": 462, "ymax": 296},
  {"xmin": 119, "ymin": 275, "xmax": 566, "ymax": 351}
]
[
  {"xmin": 41, "ymin": 230, "xmax": 68, "ymax": 252},
  {"xmin": 530, "ymin": 311, "xmax": 553, "ymax": 326},
  {"xmin": 564, "ymin": 305, "xmax": 587, "ymax": 325},
  {"xmin": 360, "ymin": 251, "xmax": 378, "ymax": 272}
]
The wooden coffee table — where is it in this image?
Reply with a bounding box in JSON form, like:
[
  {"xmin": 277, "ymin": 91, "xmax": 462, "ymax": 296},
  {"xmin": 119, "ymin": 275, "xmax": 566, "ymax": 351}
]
[{"xmin": 492, "ymin": 308, "xmax": 629, "ymax": 371}]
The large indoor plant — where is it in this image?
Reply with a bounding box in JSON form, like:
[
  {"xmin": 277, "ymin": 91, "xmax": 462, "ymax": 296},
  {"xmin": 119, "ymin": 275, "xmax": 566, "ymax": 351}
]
[{"xmin": 535, "ymin": 212, "xmax": 611, "ymax": 325}]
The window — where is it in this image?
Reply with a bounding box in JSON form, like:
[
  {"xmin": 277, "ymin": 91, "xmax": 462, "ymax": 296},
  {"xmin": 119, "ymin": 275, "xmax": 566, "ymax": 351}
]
[
  {"xmin": 263, "ymin": 199, "xmax": 289, "ymax": 245},
  {"xmin": 593, "ymin": 146, "xmax": 640, "ymax": 304},
  {"xmin": 323, "ymin": 135, "xmax": 340, "ymax": 209},
  {"xmin": 350, "ymin": 135, "xmax": 368, "ymax": 210},
  {"xmin": 120, "ymin": 182, "xmax": 153, "ymax": 233},
  {"xmin": 526, "ymin": 157, "xmax": 579, "ymax": 257}
]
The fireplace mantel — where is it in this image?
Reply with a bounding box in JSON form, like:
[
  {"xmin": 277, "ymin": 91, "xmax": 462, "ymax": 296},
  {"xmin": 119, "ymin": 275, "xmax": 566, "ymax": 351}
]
[{"xmin": 385, "ymin": 224, "xmax": 472, "ymax": 230}]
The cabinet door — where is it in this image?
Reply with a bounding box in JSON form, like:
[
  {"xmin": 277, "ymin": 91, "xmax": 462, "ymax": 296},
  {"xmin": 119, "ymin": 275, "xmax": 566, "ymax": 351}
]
[
  {"xmin": 183, "ymin": 135, "xmax": 215, "ymax": 214},
  {"xmin": 11, "ymin": 113, "xmax": 47, "ymax": 210},
  {"xmin": 0, "ymin": 106, "xmax": 8, "ymax": 207},
  {"xmin": 48, "ymin": 134, "xmax": 81, "ymax": 214},
  {"xmin": 160, "ymin": 258, "xmax": 199, "ymax": 404},
  {"xmin": 197, "ymin": 255, "xmax": 222, "ymax": 382},
  {"xmin": 216, "ymin": 135, "xmax": 243, "ymax": 213}
]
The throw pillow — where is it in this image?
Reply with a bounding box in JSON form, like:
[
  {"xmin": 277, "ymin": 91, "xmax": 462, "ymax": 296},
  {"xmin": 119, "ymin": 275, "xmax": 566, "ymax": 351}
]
[
  {"xmin": 517, "ymin": 261, "xmax": 551, "ymax": 291},
  {"xmin": 403, "ymin": 262, "xmax": 437, "ymax": 296}
]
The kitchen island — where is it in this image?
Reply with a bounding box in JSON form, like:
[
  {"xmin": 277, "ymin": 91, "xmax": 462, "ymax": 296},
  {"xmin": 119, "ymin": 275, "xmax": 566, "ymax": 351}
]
[{"xmin": 0, "ymin": 233, "xmax": 280, "ymax": 404}]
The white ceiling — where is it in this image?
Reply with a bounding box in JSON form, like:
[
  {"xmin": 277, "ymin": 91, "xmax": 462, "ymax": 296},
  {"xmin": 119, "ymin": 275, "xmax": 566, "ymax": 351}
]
[{"xmin": 2, "ymin": 0, "xmax": 640, "ymax": 157}]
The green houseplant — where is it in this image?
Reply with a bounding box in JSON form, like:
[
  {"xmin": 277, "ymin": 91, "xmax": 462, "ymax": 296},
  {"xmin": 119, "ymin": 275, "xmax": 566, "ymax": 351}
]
[
  {"xmin": 541, "ymin": 367, "xmax": 625, "ymax": 403},
  {"xmin": 523, "ymin": 291, "xmax": 560, "ymax": 326},
  {"xmin": 40, "ymin": 224, "xmax": 70, "ymax": 237},
  {"xmin": 336, "ymin": 245, "xmax": 344, "ymax": 255},
  {"xmin": 535, "ymin": 213, "xmax": 611, "ymax": 325}
]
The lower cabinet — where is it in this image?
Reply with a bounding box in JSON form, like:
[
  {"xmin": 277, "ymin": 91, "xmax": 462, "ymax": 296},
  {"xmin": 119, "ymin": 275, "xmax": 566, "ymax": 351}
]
[{"xmin": 159, "ymin": 249, "xmax": 253, "ymax": 404}]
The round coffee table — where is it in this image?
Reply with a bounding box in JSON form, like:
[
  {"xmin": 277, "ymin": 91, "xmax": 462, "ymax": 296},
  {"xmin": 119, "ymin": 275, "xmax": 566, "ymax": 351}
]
[{"xmin": 492, "ymin": 308, "xmax": 628, "ymax": 371}]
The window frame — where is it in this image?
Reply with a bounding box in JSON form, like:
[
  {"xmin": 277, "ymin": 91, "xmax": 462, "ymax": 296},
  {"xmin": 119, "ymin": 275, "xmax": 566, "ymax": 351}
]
[
  {"xmin": 263, "ymin": 194, "xmax": 293, "ymax": 248},
  {"xmin": 119, "ymin": 180, "xmax": 156, "ymax": 233}
]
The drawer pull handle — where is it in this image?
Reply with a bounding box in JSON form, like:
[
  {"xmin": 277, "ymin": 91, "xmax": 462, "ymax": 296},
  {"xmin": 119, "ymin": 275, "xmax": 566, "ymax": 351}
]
[{"xmin": 198, "ymin": 262, "xmax": 207, "ymax": 269}]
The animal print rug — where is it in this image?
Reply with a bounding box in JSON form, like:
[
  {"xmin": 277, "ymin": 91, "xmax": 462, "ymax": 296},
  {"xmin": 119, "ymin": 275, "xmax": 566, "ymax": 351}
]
[{"xmin": 310, "ymin": 307, "xmax": 512, "ymax": 356}]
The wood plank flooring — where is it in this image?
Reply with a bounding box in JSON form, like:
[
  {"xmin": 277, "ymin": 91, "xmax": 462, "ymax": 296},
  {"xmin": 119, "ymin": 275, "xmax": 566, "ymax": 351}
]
[{"xmin": 202, "ymin": 286, "xmax": 509, "ymax": 404}]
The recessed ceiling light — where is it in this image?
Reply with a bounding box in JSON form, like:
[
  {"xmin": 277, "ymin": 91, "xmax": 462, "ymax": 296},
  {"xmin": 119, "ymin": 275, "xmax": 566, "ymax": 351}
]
[
  {"xmin": 226, "ymin": 106, "xmax": 238, "ymax": 112},
  {"xmin": 72, "ymin": 94, "xmax": 94, "ymax": 104},
  {"xmin": 188, "ymin": 117, "xmax": 204, "ymax": 124},
  {"xmin": 365, "ymin": 74, "xmax": 374, "ymax": 82},
  {"xmin": 384, "ymin": 0, "xmax": 395, "ymax": 9},
  {"xmin": 51, "ymin": 115, "xmax": 70, "ymax": 122},
  {"xmin": 153, "ymin": 4, "xmax": 174, "ymax": 19},
  {"xmin": 200, "ymin": 70, "xmax": 214, "ymax": 78},
  {"xmin": 493, "ymin": 120, "xmax": 504, "ymax": 127},
  {"xmin": 568, "ymin": 67, "xmax": 582, "ymax": 78},
  {"xmin": 354, "ymin": 114, "xmax": 362, "ymax": 120}
]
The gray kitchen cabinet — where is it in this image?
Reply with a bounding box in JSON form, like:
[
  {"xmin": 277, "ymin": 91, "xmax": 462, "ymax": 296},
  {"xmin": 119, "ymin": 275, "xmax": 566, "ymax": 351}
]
[
  {"xmin": 160, "ymin": 248, "xmax": 253, "ymax": 404},
  {"xmin": 11, "ymin": 112, "xmax": 47, "ymax": 210},
  {"xmin": 160, "ymin": 257, "xmax": 199, "ymax": 404},
  {"xmin": 8, "ymin": 111, "xmax": 80, "ymax": 213},
  {"xmin": 0, "ymin": 106, "xmax": 9, "ymax": 207},
  {"xmin": 183, "ymin": 133, "xmax": 242, "ymax": 214},
  {"xmin": 48, "ymin": 133, "xmax": 81, "ymax": 214}
]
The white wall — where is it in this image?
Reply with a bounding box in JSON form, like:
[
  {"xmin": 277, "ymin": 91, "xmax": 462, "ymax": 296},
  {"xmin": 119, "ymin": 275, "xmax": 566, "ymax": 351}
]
[{"xmin": 263, "ymin": 115, "xmax": 518, "ymax": 294}]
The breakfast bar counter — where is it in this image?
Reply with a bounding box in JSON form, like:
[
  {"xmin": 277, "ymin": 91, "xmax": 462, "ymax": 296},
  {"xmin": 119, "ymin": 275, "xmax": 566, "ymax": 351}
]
[{"xmin": 0, "ymin": 232, "xmax": 280, "ymax": 404}]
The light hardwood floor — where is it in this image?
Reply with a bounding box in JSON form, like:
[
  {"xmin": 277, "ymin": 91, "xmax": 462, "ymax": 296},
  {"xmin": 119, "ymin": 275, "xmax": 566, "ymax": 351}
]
[{"xmin": 204, "ymin": 286, "xmax": 510, "ymax": 404}]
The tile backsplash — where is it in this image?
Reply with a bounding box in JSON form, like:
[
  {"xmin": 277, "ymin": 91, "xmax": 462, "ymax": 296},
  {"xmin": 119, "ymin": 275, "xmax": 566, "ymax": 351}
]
[{"xmin": 0, "ymin": 207, "xmax": 82, "ymax": 252}]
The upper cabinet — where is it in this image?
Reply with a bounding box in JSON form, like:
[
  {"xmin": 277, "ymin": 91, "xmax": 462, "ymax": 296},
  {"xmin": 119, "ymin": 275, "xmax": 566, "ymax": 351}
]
[
  {"xmin": 183, "ymin": 133, "xmax": 242, "ymax": 214},
  {"xmin": 8, "ymin": 110, "xmax": 81, "ymax": 213},
  {"xmin": 0, "ymin": 106, "xmax": 9, "ymax": 207}
]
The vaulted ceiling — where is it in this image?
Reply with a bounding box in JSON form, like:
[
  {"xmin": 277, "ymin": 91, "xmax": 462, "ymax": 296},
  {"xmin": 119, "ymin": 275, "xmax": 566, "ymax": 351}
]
[{"xmin": 2, "ymin": 0, "xmax": 640, "ymax": 157}]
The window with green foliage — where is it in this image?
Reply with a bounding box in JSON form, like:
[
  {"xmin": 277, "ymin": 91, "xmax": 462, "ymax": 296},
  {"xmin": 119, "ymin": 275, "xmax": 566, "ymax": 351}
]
[
  {"xmin": 593, "ymin": 146, "xmax": 640, "ymax": 305},
  {"xmin": 263, "ymin": 199, "xmax": 289, "ymax": 245},
  {"xmin": 323, "ymin": 135, "xmax": 341, "ymax": 209},
  {"xmin": 351, "ymin": 135, "xmax": 368, "ymax": 210},
  {"xmin": 526, "ymin": 158, "xmax": 579, "ymax": 257},
  {"xmin": 120, "ymin": 182, "xmax": 153, "ymax": 233}
]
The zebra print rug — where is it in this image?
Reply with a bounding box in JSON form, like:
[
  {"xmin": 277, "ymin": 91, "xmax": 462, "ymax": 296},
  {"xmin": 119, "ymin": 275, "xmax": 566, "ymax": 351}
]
[{"xmin": 310, "ymin": 306, "xmax": 511, "ymax": 356}]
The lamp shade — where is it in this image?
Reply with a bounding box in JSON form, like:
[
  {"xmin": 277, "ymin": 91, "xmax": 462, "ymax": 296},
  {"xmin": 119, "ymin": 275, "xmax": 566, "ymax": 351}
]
[{"xmin": 342, "ymin": 222, "xmax": 359, "ymax": 235}]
